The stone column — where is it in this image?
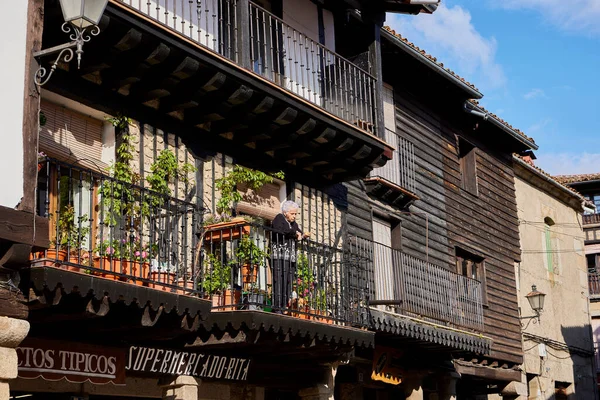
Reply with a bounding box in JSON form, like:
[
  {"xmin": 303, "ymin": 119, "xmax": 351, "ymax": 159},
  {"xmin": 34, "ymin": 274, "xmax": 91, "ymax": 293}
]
[
  {"xmin": 0, "ymin": 316, "xmax": 30, "ymax": 400},
  {"xmin": 402, "ymin": 373, "xmax": 425, "ymax": 400},
  {"xmin": 438, "ymin": 371, "xmax": 460, "ymax": 400},
  {"xmin": 161, "ymin": 376, "xmax": 201, "ymax": 400},
  {"xmin": 298, "ymin": 364, "xmax": 338, "ymax": 400}
]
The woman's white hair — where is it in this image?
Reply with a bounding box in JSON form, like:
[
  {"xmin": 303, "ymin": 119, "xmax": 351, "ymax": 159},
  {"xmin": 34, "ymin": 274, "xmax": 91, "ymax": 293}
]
[{"xmin": 281, "ymin": 200, "xmax": 299, "ymax": 213}]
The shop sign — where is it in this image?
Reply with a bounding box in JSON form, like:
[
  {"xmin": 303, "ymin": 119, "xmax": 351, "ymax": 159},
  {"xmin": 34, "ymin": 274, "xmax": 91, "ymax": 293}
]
[
  {"xmin": 17, "ymin": 339, "xmax": 126, "ymax": 385},
  {"xmin": 126, "ymin": 346, "xmax": 251, "ymax": 381},
  {"xmin": 371, "ymin": 346, "xmax": 403, "ymax": 385}
]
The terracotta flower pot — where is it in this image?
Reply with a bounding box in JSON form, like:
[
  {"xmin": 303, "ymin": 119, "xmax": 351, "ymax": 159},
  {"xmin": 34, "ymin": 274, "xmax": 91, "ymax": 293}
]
[
  {"xmin": 204, "ymin": 218, "xmax": 250, "ymax": 242},
  {"xmin": 148, "ymin": 271, "xmax": 176, "ymax": 292},
  {"xmin": 211, "ymin": 289, "xmax": 241, "ymax": 311},
  {"xmin": 31, "ymin": 248, "xmax": 67, "ymax": 268},
  {"xmin": 241, "ymin": 264, "xmax": 259, "ymax": 284},
  {"xmin": 175, "ymin": 278, "xmax": 195, "ymax": 295}
]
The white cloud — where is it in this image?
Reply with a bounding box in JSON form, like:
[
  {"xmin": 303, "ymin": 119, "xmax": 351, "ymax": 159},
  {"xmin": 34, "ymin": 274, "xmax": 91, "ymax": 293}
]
[
  {"xmin": 527, "ymin": 118, "xmax": 552, "ymax": 133},
  {"xmin": 536, "ymin": 152, "xmax": 600, "ymax": 175},
  {"xmin": 523, "ymin": 88, "xmax": 546, "ymax": 100},
  {"xmin": 495, "ymin": 0, "xmax": 600, "ymax": 35},
  {"xmin": 386, "ymin": 4, "xmax": 506, "ymax": 90}
]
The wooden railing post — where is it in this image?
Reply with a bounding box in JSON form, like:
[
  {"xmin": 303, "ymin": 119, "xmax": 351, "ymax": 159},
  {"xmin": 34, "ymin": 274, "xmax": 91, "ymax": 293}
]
[
  {"xmin": 364, "ymin": 9, "xmax": 385, "ymax": 139},
  {"xmin": 236, "ymin": 0, "xmax": 251, "ymax": 68}
]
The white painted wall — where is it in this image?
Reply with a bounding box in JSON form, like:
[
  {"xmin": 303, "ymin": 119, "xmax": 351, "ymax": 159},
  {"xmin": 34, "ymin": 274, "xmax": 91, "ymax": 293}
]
[{"xmin": 0, "ymin": 0, "xmax": 28, "ymax": 208}]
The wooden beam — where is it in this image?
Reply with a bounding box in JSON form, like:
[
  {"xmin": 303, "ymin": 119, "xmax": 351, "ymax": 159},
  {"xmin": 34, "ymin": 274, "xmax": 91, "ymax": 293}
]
[
  {"xmin": 21, "ymin": 0, "xmax": 45, "ymax": 213},
  {"xmin": 455, "ymin": 362, "xmax": 521, "ymax": 382},
  {"xmin": 0, "ymin": 206, "xmax": 49, "ymax": 248}
]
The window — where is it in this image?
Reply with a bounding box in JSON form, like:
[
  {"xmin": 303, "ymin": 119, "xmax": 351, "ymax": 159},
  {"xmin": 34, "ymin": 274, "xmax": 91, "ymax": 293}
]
[
  {"xmin": 588, "ymin": 254, "xmax": 599, "ymax": 274},
  {"xmin": 543, "ymin": 217, "xmax": 560, "ymax": 274},
  {"xmin": 457, "ymin": 137, "xmax": 478, "ymax": 195},
  {"xmin": 455, "ymin": 247, "xmax": 487, "ymax": 306}
]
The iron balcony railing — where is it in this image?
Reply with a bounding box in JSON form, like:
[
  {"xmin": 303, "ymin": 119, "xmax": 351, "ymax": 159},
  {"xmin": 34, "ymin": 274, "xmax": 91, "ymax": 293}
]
[
  {"xmin": 202, "ymin": 221, "xmax": 372, "ymax": 326},
  {"xmin": 583, "ymin": 213, "xmax": 600, "ymax": 225},
  {"xmin": 367, "ymin": 240, "xmax": 484, "ymax": 331},
  {"xmin": 32, "ymin": 158, "xmax": 203, "ymax": 294},
  {"xmin": 115, "ymin": 0, "xmax": 377, "ymax": 134},
  {"xmin": 32, "ymin": 158, "xmax": 372, "ymax": 326},
  {"xmin": 589, "ymin": 272, "xmax": 600, "ymax": 297},
  {"xmin": 370, "ymin": 129, "xmax": 416, "ymax": 193}
]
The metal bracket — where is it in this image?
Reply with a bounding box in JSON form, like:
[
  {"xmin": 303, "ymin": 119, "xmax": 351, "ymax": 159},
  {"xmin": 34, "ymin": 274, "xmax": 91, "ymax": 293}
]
[{"xmin": 33, "ymin": 22, "xmax": 100, "ymax": 86}]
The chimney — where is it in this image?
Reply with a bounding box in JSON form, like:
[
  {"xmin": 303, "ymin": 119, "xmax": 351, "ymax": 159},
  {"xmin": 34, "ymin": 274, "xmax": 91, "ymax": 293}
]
[{"xmin": 521, "ymin": 150, "xmax": 537, "ymax": 166}]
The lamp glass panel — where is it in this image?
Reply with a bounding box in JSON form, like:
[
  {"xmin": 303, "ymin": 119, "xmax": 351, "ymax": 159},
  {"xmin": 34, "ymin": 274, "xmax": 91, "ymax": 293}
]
[
  {"xmin": 538, "ymin": 293, "xmax": 545, "ymax": 311},
  {"xmin": 83, "ymin": 0, "xmax": 109, "ymax": 26},
  {"xmin": 59, "ymin": 0, "xmax": 84, "ymax": 23}
]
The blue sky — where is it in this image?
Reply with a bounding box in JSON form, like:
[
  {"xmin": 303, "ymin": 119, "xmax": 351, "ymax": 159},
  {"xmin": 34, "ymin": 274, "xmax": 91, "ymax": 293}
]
[{"xmin": 386, "ymin": 0, "xmax": 600, "ymax": 175}]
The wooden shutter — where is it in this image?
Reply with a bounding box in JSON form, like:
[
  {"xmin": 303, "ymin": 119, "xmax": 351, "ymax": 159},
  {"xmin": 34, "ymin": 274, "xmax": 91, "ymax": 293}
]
[
  {"xmin": 40, "ymin": 100, "xmax": 106, "ymax": 171},
  {"xmin": 236, "ymin": 182, "xmax": 281, "ymax": 221}
]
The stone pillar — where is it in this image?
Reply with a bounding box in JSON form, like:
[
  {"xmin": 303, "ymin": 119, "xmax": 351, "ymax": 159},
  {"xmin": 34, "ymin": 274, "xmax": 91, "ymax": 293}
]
[
  {"xmin": 0, "ymin": 316, "xmax": 30, "ymax": 400},
  {"xmin": 438, "ymin": 371, "xmax": 460, "ymax": 400},
  {"xmin": 299, "ymin": 364, "xmax": 338, "ymax": 400},
  {"xmin": 161, "ymin": 376, "xmax": 201, "ymax": 400},
  {"xmin": 402, "ymin": 373, "xmax": 424, "ymax": 400}
]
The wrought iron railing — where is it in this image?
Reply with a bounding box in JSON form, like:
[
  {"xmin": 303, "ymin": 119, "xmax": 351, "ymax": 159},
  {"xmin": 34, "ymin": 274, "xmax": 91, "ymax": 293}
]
[
  {"xmin": 583, "ymin": 213, "xmax": 600, "ymax": 225},
  {"xmin": 32, "ymin": 158, "xmax": 202, "ymax": 294},
  {"xmin": 32, "ymin": 158, "xmax": 372, "ymax": 325},
  {"xmin": 368, "ymin": 240, "xmax": 484, "ymax": 330},
  {"xmin": 115, "ymin": 0, "xmax": 377, "ymax": 134},
  {"xmin": 201, "ymin": 221, "xmax": 372, "ymax": 325},
  {"xmin": 589, "ymin": 272, "xmax": 600, "ymax": 296},
  {"xmin": 370, "ymin": 129, "xmax": 416, "ymax": 193}
]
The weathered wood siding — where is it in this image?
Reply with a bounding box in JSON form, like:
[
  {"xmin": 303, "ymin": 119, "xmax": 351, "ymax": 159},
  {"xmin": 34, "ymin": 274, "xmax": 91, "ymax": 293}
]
[{"xmin": 366, "ymin": 89, "xmax": 522, "ymax": 365}]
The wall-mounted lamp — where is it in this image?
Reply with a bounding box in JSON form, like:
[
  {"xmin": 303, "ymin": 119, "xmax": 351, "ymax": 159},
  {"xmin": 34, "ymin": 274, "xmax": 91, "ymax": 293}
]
[
  {"xmin": 34, "ymin": 0, "xmax": 108, "ymax": 86},
  {"xmin": 520, "ymin": 285, "xmax": 546, "ymax": 326}
]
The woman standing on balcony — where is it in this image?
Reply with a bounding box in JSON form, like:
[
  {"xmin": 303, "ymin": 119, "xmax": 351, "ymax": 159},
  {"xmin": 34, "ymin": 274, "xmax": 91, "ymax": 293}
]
[{"xmin": 271, "ymin": 200, "xmax": 310, "ymax": 313}]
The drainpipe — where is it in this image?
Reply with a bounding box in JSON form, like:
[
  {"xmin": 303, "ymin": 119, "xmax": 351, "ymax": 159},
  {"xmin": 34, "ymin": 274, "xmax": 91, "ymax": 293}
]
[{"xmin": 463, "ymin": 102, "xmax": 488, "ymax": 120}]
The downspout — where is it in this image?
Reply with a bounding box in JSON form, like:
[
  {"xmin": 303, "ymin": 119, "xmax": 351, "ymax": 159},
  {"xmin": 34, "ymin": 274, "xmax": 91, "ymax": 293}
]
[{"xmin": 463, "ymin": 102, "xmax": 488, "ymax": 120}]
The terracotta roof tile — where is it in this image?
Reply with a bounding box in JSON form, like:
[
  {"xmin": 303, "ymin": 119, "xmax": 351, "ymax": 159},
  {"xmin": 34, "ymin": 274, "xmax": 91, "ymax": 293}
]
[
  {"xmin": 467, "ymin": 100, "xmax": 536, "ymax": 144},
  {"xmin": 382, "ymin": 26, "xmax": 536, "ymax": 145},
  {"xmin": 514, "ymin": 154, "xmax": 591, "ymax": 205},
  {"xmin": 554, "ymin": 173, "xmax": 600, "ymax": 185}
]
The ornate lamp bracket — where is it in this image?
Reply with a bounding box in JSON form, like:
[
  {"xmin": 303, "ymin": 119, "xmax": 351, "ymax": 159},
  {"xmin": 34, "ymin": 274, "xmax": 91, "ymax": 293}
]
[{"xmin": 33, "ymin": 23, "xmax": 100, "ymax": 86}]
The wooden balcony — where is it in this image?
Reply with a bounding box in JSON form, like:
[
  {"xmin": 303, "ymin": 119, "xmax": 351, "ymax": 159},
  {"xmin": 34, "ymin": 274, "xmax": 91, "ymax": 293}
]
[
  {"xmin": 368, "ymin": 240, "xmax": 485, "ymax": 331},
  {"xmin": 589, "ymin": 272, "xmax": 600, "ymax": 297},
  {"xmin": 584, "ymin": 213, "xmax": 600, "ymax": 225},
  {"xmin": 364, "ymin": 130, "xmax": 418, "ymax": 207},
  {"xmin": 39, "ymin": 0, "xmax": 393, "ymax": 184}
]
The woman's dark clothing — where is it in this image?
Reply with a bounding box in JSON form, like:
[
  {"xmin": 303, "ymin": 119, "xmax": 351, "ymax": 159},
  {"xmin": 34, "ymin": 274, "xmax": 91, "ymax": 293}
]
[{"xmin": 271, "ymin": 213, "xmax": 303, "ymax": 311}]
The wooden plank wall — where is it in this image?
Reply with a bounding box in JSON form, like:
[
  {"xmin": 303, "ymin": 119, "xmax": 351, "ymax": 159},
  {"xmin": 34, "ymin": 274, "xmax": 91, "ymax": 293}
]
[{"xmin": 364, "ymin": 89, "xmax": 523, "ymax": 365}]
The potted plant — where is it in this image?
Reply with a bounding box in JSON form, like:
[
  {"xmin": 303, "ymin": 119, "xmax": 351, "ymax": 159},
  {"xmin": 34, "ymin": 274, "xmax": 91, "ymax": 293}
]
[
  {"xmin": 235, "ymin": 234, "xmax": 269, "ymax": 285},
  {"xmin": 202, "ymin": 253, "xmax": 240, "ymax": 310},
  {"xmin": 64, "ymin": 206, "xmax": 91, "ymax": 272},
  {"xmin": 204, "ymin": 166, "xmax": 284, "ymax": 240},
  {"xmin": 292, "ymin": 253, "xmax": 314, "ymax": 319},
  {"xmin": 93, "ymin": 238, "xmax": 124, "ymax": 278}
]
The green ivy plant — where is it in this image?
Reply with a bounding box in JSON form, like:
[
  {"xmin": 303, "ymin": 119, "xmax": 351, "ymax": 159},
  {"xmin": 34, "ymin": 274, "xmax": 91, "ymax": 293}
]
[
  {"xmin": 145, "ymin": 149, "xmax": 196, "ymax": 207},
  {"xmin": 100, "ymin": 115, "xmax": 138, "ymax": 226},
  {"xmin": 235, "ymin": 235, "xmax": 270, "ymax": 267},
  {"xmin": 201, "ymin": 253, "xmax": 233, "ymax": 294},
  {"xmin": 214, "ymin": 165, "xmax": 284, "ymax": 219},
  {"xmin": 53, "ymin": 205, "xmax": 90, "ymax": 254}
]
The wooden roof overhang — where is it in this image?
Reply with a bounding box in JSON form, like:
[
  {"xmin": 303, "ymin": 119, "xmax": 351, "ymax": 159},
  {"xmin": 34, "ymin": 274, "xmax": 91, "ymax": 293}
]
[
  {"xmin": 186, "ymin": 310, "xmax": 374, "ymax": 387},
  {"xmin": 21, "ymin": 266, "xmax": 211, "ymax": 344},
  {"xmin": 40, "ymin": 2, "xmax": 393, "ymax": 185},
  {"xmin": 370, "ymin": 309, "xmax": 492, "ymax": 356},
  {"xmin": 363, "ymin": 176, "xmax": 419, "ymax": 209}
]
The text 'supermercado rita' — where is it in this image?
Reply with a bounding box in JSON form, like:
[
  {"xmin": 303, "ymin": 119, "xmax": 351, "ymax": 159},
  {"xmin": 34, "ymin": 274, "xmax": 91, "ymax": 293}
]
[{"xmin": 2, "ymin": 0, "xmax": 544, "ymax": 399}]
